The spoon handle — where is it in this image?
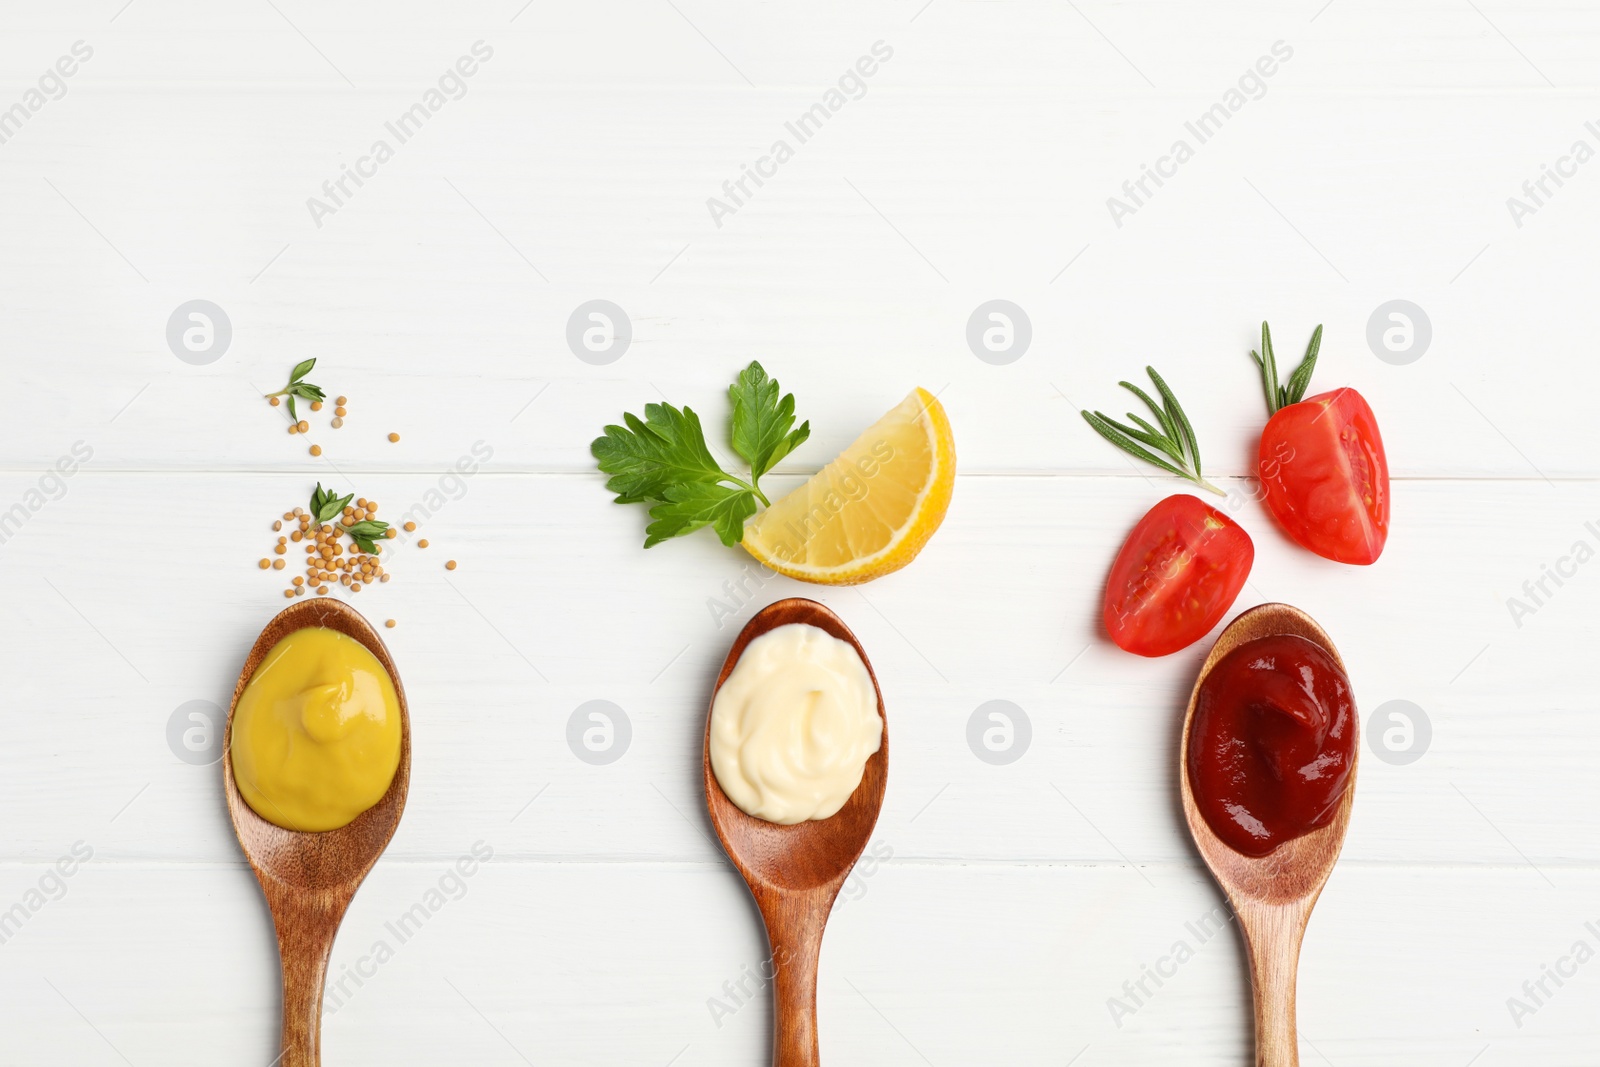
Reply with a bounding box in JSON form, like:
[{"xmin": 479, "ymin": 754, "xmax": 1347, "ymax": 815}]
[
  {"xmin": 760, "ymin": 887, "xmax": 834, "ymax": 1067},
  {"xmin": 266, "ymin": 886, "xmax": 347, "ymax": 1067},
  {"xmin": 1239, "ymin": 900, "xmax": 1310, "ymax": 1067}
]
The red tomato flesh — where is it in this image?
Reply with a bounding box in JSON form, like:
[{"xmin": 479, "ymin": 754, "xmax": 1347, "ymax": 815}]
[
  {"xmin": 1258, "ymin": 388, "xmax": 1389, "ymax": 565},
  {"xmin": 1103, "ymin": 494, "xmax": 1255, "ymax": 657}
]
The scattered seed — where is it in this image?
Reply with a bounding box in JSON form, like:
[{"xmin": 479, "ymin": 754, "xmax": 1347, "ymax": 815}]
[
  {"xmin": 446, "ymin": 560, "xmax": 457, "ymax": 570},
  {"xmin": 273, "ymin": 520, "xmax": 282, "ymax": 531},
  {"xmin": 336, "ymin": 395, "xmax": 348, "ymax": 406},
  {"xmin": 269, "ymin": 396, "xmax": 281, "ymax": 407},
  {"xmin": 417, "ymin": 538, "xmax": 429, "ymax": 548},
  {"xmin": 290, "ymin": 530, "xmax": 302, "ymax": 542},
  {"xmin": 283, "ymin": 589, "xmax": 294, "ymax": 598},
  {"xmin": 310, "ymin": 401, "xmax": 323, "ymax": 411},
  {"xmin": 331, "ymin": 416, "xmax": 344, "ymax": 429},
  {"xmin": 273, "ymin": 559, "xmax": 285, "ymax": 570},
  {"xmin": 297, "ymin": 420, "xmax": 309, "ymax": 433},
  {"xmin": 258, "ymin": 558, "xmax": 270, "ymax": 569},
  {"xmin": 380, "ymin": 573, "xmax": 391, "ymax": 583},
  {"xmin": 385, "ymin": 528, "xmax": 396, "ymax": 539},
  {"xmin": 292, "ymin": 577, "xmax": 304, "ymax": 587},
  {"xmin": 288, "ymin": 424, "xmax": 299, "ymax": 435},
  {"xmin": 403, "ymin": 521, "xmax": 416, "ymax": 532},
  {"xmin": 385, "ymin": 619, "xmax": 396, "ymax": 628},
  {"xmin": 274, "ymin": 545, "xmax": 287, "ymax": 555},
  {"xmin": 388, "ymin": 432, "xmax": 400, "ymax": 443},
  {"xmin": 334, "ymin": 406, "xmax": 348, "ymax": 418},
  {"xmin": 309, "ymin": 444, "xmax": 322, "ymax": 456},
  {"xmin": 317, "ymin": 585, "xmax": 329, "ymax": 595},
  {"xmin": 294, "ymin": 586, "xmax": 305, "ymax": 596}
]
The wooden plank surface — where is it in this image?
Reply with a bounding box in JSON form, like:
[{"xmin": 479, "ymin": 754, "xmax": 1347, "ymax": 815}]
[{"xmin": 1, "ymin": 1, "xmax": 1597, "ymax": 1063}]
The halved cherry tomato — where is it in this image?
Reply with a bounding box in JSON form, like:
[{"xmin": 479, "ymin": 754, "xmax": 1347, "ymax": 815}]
[
  {"xmin": 1258, "ymin": 387, "xmax": 1389, "ymax": 565},
  {"xmin": 1103, "ymin": 494, "xmax": 1254, "ymax": 657}
]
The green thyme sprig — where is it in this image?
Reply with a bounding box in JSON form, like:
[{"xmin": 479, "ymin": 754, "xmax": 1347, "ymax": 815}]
[
  {"xmin": 267, "ymin": 359, "xmax": 327, "ymax": 421},
  {"xmin": 310, "ymin": 482, "xmax": 353, "ymax": 523},
  {"xmin": 1081, "ymin": 366, "xmax": 1222, "ymax": 496},
  {"xmin": 309, "ymin": 483, "xmax": 390, "ymax": 553},
  {"xmin": 1251, "ymin": 322, "xmax": 1322, "ymax": 416}
]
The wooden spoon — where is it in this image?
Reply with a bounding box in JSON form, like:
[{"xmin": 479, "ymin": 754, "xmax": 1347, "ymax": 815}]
[
  {"xmin": 1179, "ymin": 603, "xmax": 1358, "ymax": 1067},
  {"xmin": 703, "ymin": 598, "xmax": 888, "ymax": 1067},
  {"xmin": 222, "ymin": 599, "xmax": 412, "ymax": 1067}
]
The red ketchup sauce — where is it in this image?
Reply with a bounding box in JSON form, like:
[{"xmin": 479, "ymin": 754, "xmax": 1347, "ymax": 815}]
[{"xmin": 1187, "ymin": 633, "xmax": 1356, "ymax": 858}]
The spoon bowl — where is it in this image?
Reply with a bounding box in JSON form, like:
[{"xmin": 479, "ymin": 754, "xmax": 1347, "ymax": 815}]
[
  {"xmin": 704, "ymin": 597, "xmax": 888, "ymax": 1067},
  {"xmin": 1179, "ymin": 602, "xmax": 1357, "ymax": 1067},
  {"xmin": 223, "ymin": 598, "xmax": 411, "ymax": 1067}
]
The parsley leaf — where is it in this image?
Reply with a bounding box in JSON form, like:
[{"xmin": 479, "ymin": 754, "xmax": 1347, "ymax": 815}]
[
  {"xmin": 645, "ymin": 483, "xmax": 758, "ymax": 547},
  {"xmin": 729, "ymin": 361, "xmax": 810, "ymax": 485},
  {"xmin": 590, "ymin": 364, "xmax": 810, "ymax": 549},
  {"xmin": 591, "ymin": 403, "xmax": 727, "ymax": 504}
]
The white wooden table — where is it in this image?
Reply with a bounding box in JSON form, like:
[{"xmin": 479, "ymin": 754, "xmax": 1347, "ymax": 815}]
[{"xmin": 2, "ymin": 1, "xmax": 1597, "ymax": 1063}]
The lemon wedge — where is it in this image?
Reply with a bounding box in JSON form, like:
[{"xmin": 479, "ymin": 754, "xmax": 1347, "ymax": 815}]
[{"xmin": 741, "ymin": 388, "xmax": 955, "ymax": 585}]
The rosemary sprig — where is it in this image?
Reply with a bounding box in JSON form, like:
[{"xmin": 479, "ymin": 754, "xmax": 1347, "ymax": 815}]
[
  {"xmin": 266, "ymin": 358, "xmax": 327, "ymax": 421},
  {"xmin": 1250, "ymin": 322, "xmax": 1322, "ymax": 416},
  {"xmin": 1081, "ymin": 366, "xmax": 1223, "ymax": 496}
]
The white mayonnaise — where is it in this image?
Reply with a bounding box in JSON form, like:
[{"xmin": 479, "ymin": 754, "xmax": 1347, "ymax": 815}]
[{"xmin": 709, "ymin": 623, "xmax": 882, "ymax": 825}]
